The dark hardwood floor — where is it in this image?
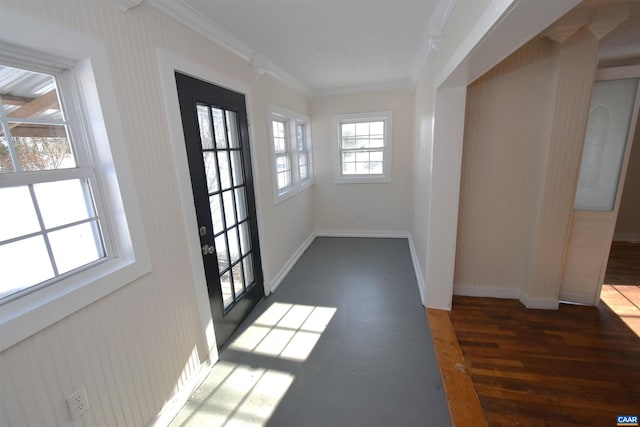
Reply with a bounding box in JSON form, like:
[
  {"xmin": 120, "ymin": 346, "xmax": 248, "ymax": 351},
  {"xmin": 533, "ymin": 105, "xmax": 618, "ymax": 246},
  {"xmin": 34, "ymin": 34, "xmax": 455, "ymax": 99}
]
[
  {"xmin": 604, "ymin": 241, "xmax": 640, "ymax": 285},
  {"xmin": 447, "ymin": 296, "xmax": 640, "ymax": 427},
  {"xmin": 429, "ymin": 240, "xmax": 640, "ymax": 426}
]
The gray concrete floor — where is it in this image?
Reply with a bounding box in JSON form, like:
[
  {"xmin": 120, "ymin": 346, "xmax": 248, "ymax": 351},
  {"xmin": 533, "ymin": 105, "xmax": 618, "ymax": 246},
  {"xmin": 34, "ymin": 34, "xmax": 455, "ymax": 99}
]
[{"xmin": 170, "ymin": 237, "xmax": 451, "ymax": 427}]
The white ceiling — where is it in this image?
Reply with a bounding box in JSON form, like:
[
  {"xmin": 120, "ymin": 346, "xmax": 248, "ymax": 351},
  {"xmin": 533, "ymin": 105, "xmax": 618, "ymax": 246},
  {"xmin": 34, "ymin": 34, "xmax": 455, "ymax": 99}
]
[
  {"xmin": 598, "ymin": 3, "xmax": 640, "ymax": 62},
  {"xmin": 147, "ymin": 0, "xmax": 640, "ymax": 94},
  {"xmin": 178, "ymin": 0, "xmax": 440, "ymax": 92}
]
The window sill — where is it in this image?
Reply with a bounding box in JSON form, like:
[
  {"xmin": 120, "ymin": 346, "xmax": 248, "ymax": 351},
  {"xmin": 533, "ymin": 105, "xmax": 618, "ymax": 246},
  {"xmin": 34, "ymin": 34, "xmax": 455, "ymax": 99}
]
[
  {"xmin": 274, "ymin": 179, "xmax": 313, "ymax": 205},
  {"xmin": 334, "ymin": 175, "xmax": 391, "ymax": 184},
  {"xmin": 0, "ymin": 256, "xmax": 151, "ymax": 352}
]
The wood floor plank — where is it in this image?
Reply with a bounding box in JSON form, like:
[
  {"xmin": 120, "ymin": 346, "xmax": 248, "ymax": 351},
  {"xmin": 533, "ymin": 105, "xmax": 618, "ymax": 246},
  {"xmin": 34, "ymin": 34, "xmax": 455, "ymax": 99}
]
[
  {"xmin": 447, "ymin": 296, "xmax": 640, "ymax": 427},
  {"xmin": 613, "ymin": 284, "xmax": 640, "ymax": 308},
  {"xmin": 427, "ymin": 309, "xmax": 488, "ymax": 427},
  {"xmin": 604, "ymin": 241, "xmax": 640, "ymax": 284}
]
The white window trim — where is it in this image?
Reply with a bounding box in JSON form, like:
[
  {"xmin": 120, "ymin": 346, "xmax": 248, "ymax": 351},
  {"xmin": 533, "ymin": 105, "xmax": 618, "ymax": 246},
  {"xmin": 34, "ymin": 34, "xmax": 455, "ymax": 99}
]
[
  {"xmin": 0, "ymin": 7, "xmax": 150, "ymax": 352},
  {"xmin": 333, "ymin": 111, "xmax": 392, "ymax": 184},
  {"xmin": 267, "ymin": 104, "xmax": 313, "ymax": 204}
]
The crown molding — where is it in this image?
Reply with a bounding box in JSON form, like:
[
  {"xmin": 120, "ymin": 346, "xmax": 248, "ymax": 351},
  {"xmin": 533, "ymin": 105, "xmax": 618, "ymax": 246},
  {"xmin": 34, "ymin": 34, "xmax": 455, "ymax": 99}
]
[
  {"xmin": 311, "ymin": 79, "xmax": 412, "ymax": 97},
  {"xmin": 119, "ymin": 0, "xmax": 143, "ymax": 12},
  {"xmin": 146, "ymin": 0, "xmax": 309, "ymax": 94},
  {"xmin": 410, "ymin": 0, "xmax": 458, "ymax": 85}
]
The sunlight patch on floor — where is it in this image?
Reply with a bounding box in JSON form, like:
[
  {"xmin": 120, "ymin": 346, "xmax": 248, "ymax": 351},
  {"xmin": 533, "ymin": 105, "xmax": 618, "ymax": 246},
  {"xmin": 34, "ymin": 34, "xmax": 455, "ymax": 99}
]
[
  {"xmin": 228, "ymin": 303, "xmax": 336, "ymax": 361},
  {"xmin": 600, "ymin": 284, "xmax": 640, "ymax": 337},
  {"xmin": 170, "ymin": 303, "xmax": 337, "ymax": 426},
  {"xmin": 169, "ymin": 361, "xmax": 294, "ymax": 427}
]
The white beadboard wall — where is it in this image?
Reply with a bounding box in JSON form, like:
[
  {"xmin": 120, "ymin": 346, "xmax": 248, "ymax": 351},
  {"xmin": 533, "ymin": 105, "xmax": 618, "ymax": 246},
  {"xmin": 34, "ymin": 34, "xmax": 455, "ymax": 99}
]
[
  {"xmin": 454, "ymin": 36, "xmax": 557, "ymax": 296},
  {"xmin": 615, "ymin": 115, "xmax": 640, "ymax": 239},
  {"xmin": 410, "ymin": 0, "xmax": 493, "ymax": 299},
  {"xmin": 454, "ymin": 28, "xmax": 600, "ymax": 306},
  {"xmin": 525, "ymin": 28, "xmax": 599, "ymax": 303},
  {"xmin": 0, "ymin": 1, "xmax": 312, "ymax": 426},
  {"xmin": 310, "ymin": 89, "xmax": 413, "ymax": 234}
]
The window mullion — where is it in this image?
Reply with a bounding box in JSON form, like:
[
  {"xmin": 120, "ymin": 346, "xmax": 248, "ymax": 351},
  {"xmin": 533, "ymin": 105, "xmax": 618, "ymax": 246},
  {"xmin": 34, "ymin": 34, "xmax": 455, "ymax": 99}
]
[
  {"xmin": 0, "ymin": 167, "xmax": 94, "ymax": 187},
  {"xmin": 27, "ymin": 184, "xmax": 59, "ymax": 277},
  {"xmin": 0, "ymin": 96, "xmax": 20, "ymax": 172},
  {"xmin": 288, "ymin": 120, "xmax": 299, "ymax": 185}
]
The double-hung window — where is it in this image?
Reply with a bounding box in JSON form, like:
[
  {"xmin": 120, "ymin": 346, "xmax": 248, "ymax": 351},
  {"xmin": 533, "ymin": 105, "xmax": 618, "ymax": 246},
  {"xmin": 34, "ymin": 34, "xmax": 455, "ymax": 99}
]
[
  {"xmin": 268, "ymin": 105, "xmax": 313, "ymax": 203},
  {"xmin": 0, "ymin": 64, "xmax": 106, "ymax": 300},
  {"xmin": 0, "ymin": 9, "xmax": 149, "ymax": 352},
  {"xmin": 272, "ymin": 119, "xmax": 292, "ymax": 190},
  {"xmin": 296, "ymin": 123, "xmax": 310, "ymax": 181},
  {"xmin": 333, "ymin": 111, "xmax": 392, "ymax": 183}
]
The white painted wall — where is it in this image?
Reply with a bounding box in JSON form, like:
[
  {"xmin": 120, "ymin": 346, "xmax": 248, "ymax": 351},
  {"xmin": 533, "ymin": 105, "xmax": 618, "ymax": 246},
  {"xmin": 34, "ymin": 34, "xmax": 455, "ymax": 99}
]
[
  {"xmin": 454, "ymin": 37, "xmax": 558, "ymax": 299},
  {"xmin": 454, "ymin": 31, "xmax": 601, "ymax": 307},
  {"xmin": 311, "ymin": 89, "xmax": 413, "ymax": 235},
  {"xmin": 412, "ymin": 0, "xmax": 581, "ymax": 309},
  {"xmin": 615, "ymin": 116, "xmax": 640, "ymax": 240},
  {"xmin": 0, "ymin": 1, "xmax": 313, "ymax": 425}
]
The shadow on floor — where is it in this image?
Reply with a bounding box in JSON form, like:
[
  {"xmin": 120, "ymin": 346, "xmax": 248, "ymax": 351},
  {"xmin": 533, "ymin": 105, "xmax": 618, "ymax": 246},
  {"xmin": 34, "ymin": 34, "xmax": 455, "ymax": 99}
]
[{"xmin": 170, "ymin": 237, "xmax": 451, "ymax": 427}]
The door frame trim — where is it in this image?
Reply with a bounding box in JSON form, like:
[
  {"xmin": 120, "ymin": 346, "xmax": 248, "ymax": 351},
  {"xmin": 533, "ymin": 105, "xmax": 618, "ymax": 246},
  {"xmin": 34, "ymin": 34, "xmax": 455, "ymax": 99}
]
[
  {"xmin": 590, "ymin": 65, "xmax": 640, "ymax": 304},
  {"xmin": 156, "ymin": 48, "xmax": 268, "ymax": 361}
]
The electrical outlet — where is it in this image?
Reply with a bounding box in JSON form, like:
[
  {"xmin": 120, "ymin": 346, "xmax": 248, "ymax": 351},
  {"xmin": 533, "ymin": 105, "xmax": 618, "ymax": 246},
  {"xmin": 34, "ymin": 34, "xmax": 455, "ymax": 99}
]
[{"xmin": 66, "ymin": 386, "xmax": 90, "ymax": 419}]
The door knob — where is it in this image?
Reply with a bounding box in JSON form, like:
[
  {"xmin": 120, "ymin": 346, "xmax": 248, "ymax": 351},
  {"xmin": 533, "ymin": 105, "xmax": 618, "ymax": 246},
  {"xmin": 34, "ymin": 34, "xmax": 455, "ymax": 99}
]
[
  {"xmin": 199, "ymin": 226, "xmax": 207, "ymax": 236},
  {"xmin": 202, "ymin": 244, "xmax": 214, "ymax": 255}
]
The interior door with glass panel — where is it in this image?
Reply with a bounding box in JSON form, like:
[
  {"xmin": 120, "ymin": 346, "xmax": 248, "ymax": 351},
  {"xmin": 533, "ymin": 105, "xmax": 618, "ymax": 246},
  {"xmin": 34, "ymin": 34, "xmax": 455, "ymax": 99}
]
[
  {"xmin": 560, "ymin": 73, "xmax": 640, "ymax": 305},
  {"xmin": 175, "ymin": 72, "xmax": 264, "ymax": 349}
]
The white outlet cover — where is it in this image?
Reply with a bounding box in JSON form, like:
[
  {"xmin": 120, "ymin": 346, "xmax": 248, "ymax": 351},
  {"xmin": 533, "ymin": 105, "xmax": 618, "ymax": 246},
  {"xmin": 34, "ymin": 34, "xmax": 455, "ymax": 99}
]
[{"xmin": 66, "ymin": 386, "xmax": 90, "ymax": 419}]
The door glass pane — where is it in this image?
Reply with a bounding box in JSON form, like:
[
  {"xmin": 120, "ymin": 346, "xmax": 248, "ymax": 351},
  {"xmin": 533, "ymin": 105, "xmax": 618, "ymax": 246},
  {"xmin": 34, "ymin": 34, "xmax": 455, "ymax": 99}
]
[
  {"xmin": 212, "ymin": 108, "xmax": 227, "ymax": 148},
  {"xmin": 197, "ymin": 104, "xmax": 213, "ymax": 149},
  {"xmin": 215, "ymin": 233, "xmax": 229, "ymax": 273},
  {"xmin": 203, "ymin": 152, "xmax": 219, "ymax": 193},
  {"xmin": 228, "ymin": 226, "xmax": 240, "ymax": 264},
  {"xmin": 0, "ymin": 235, "xmax": 54, "ymax": 299},
  {"xmin": 575, "ymin": 78, "xmax": 639, "ymax": 211},
  {"xmin": 230, "ymin": 150, "xmax": 244, "ymax": 186},
  {"xmin": 235, "ymin": 187, "xmax": 247, "ymax": 222},
  {"xmin": 239, "ymin": 221, "xmax": 251, "ymax": 255},
  {"xmin": 34, "ymin": 179, "xmax": 95, "ymax": 229},
  {"xmin": 232, "ymin": 262, "xmax": 244, "ymax": 296},
  {"xmin": 218, "ymin": 151, "xmax": 231, "ymax": 190},
  {"xmin": 49, "ymin": 221, "xmax": 104, "ymax": 274},
  {"xmin": 222, "ymin": 190, "xmax": 236, "ymax": 228},
  {"xmin": 243, "ymin": 255, "xmax": 254, "ymax": 287},
  {"xmin": 226, "ymin": 111, "xmax": 239, "ymax": 149},
  {"xmin": 0, "ymin": 185, "xmax": 40, "ymax": 241},
  {"xmin": 209, "ymin": 194, "xmax": 224, "ymax": 234},
  {"xmin": 220, "ymin": 270, "xmax": 233, "ymax": 308}
]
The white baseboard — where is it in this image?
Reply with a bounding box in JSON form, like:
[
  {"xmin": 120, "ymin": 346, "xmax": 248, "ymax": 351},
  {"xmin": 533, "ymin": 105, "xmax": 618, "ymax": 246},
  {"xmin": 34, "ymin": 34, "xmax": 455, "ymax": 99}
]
[
  {"xmin": 407, "ymin": 234, "xmax": 426, "ymax": 306},
  {"xmin": 453, "ymin": 285, "xmax": 519, "ymax": 300},
  {"xmin": 315, "ymin": 229, "xmax": 410, "ymax": 239},
  {"xmin": 269, "ymin": 232, "xmax": 316, "ymax": 294},
  {"xmin": 148, "ymin": 358, "xmax": 213, "ymax": 427},
  {"xmin": 558, "ymin": 291, "xmax": 596, "ymax": 306},
  {"xmin": 613, "ymin": 232, "xmax": 640, "ymax": 242},
  {"xmin": 519, "ymin": 291, "xmax": 559, "ymax": 310}
]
